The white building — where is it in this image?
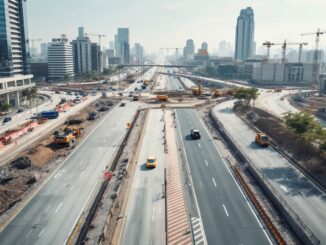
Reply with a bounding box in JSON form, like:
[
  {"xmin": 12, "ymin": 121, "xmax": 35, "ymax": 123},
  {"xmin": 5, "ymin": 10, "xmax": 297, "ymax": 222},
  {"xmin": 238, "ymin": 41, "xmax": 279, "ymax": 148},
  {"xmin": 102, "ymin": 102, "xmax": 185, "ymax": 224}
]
[
  {"xmin": 48, "ymin": 35, "xmax": 74, "ymax": 81},
  {"xmin": 252, "ymin": 62, "xmax": 316, "ymax": 84}
]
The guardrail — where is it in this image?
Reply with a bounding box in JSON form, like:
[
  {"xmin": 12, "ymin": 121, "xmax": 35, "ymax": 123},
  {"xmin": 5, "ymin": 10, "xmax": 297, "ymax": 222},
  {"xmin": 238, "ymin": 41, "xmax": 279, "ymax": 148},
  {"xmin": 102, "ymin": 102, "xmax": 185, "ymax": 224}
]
[
  {"xmin": 75, "ymin": 108, "xmax": 144, "ymax": 245},
  {"xmin": 209, "ymin": 109, "xmax": 320, "ymax": 245}
]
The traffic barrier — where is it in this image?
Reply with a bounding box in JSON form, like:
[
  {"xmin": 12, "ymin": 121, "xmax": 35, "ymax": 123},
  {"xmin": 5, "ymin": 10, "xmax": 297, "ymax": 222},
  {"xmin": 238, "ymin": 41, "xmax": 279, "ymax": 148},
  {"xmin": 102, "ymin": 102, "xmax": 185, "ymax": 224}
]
[{"xmin": 0, "ymin": 121, "xmax": 38, "ymax": 146}]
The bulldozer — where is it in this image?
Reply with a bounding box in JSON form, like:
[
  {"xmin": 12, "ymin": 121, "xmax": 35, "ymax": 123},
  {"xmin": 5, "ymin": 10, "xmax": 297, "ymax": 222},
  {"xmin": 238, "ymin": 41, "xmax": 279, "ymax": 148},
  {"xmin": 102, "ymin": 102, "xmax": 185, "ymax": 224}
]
[{"xmin": 54, "ymin": 126, "xmax": 82, "ymax": 146}]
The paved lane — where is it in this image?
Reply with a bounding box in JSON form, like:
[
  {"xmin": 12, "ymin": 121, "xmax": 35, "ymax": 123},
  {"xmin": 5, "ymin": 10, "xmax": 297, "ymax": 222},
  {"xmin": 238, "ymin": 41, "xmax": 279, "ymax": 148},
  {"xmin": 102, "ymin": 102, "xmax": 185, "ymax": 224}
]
[
  {"xmin": 0, "ymin": 101, "xmax": 141, "ymax": 245},
  {"xmin": 176, "ymin": 108, "xmax": 271, "ymax": 245}
]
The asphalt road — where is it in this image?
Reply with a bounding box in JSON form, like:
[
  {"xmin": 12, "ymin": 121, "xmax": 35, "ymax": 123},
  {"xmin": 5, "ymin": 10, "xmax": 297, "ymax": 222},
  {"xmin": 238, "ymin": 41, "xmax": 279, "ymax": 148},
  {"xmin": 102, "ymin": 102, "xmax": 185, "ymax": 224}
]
[
  {"xmin": 0, "ymin": 101, "xmax": 141, "ymax": 245},
  {"xmin": 213, "ymin": 100, "xmax": 326, "ymax": 243},
  {"xmin": 120, "ymin": 109, "xmax": 166, "ymax": 245},
  {"xmin": 176, "ymin": 108, "xmax": 272, "ymax": 245}
]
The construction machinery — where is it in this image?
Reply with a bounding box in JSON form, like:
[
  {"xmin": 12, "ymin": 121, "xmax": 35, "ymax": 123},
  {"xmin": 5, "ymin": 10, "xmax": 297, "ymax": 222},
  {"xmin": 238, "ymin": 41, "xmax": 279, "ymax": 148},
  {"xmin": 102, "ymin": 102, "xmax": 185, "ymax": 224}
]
[
  {"xmin": 255, "ymin": 132, "xmax": 269, "ymax": 147},
  {"xmin": 301, "ymin": 29, "xmax": 326, "ymax": 90},
  {"xmin": 156, "ymin": 95, "xmax": 168, "ymax": 101},
  {"xmin": 54, "ymin": 126, "xmax": 82, "ymax": 146}
]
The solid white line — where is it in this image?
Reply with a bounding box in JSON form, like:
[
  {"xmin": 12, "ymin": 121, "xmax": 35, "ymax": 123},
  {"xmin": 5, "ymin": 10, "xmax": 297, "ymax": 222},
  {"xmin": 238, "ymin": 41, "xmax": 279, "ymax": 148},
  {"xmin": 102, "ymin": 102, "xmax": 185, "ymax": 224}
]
[
  {"xmin": 223, "ymin": 204, "xmax": 229, "ymax": 217},
  {"xmin": 205, "ymin": 160, "xmax": 208, "ymax": 166},
  {"xmin": 212, "ymin": 178, "xmax": 217, "ymax": 187},
  {"xmin": 80, "ymin": 170, "xmax": 85, "ymax": 177},
  {"xmin": 38, "ymin": 228, "xmax": 45, "ymax": 237},
  {"xmin": 54, "ymin": 202, "xmax": 63, "ymax": 213},
  {"xmin": 198, "ymin": 143, "xmax": 201, "ymax": 148}
]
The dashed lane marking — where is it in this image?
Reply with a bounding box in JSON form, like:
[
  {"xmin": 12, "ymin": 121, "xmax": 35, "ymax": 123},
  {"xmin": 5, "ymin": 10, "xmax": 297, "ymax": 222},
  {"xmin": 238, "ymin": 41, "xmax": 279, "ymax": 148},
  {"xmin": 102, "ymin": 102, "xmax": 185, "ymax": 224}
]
[{"xmin": 223, "ymin": 204, "xmax": 229, "ymax": 217}]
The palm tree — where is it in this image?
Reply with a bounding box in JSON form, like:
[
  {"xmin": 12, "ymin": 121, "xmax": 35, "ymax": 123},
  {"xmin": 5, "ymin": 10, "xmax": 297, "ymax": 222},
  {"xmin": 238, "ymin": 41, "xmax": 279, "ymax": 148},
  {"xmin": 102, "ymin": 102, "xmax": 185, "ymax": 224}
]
[{"xmin": 27, "ymin": 86, "xmax": 38, "ymax": 110}]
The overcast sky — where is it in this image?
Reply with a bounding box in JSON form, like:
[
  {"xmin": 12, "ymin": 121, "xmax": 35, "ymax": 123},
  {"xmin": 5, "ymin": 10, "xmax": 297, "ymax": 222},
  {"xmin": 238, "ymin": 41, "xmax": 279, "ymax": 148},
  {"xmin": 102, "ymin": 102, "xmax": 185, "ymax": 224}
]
[{"xmin": 28, "ymin": 0, "xmax": 326, "ymax": 54}]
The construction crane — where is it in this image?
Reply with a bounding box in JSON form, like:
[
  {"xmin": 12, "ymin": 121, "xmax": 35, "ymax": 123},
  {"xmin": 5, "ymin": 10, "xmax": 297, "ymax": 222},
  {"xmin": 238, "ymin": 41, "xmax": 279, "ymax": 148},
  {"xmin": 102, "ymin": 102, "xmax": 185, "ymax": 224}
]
[
  {"xmin": 85, "ymin": 33, "xmax": 106, "ymax": 47},
  {"xmin": 301, "ymin": 28, "xmax": 326, "ymax": 90},
  {"xmin": 160, "ymin": 47, "xmax": 182, "ymax": 60},
  {"xmin": 27, "ymin": 38, "xmax": 42, "ymax": 56},
  {"xmin": 280, "ymin": 40, "xmax": 308, "ymax": 63},
  {"xmin": 262, "ymin": 41, "xmax": 283, "ymax": 61}
]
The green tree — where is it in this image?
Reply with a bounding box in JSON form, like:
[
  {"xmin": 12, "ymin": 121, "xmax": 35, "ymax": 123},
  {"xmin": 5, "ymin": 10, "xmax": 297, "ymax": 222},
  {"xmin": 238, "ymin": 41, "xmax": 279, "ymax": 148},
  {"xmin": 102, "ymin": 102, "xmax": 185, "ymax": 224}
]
[
  {"xmin": 0, "ymin": 102, "xmax": 11, "ymax": 112},
  {"xmin": 26, "ymin": 86, "xmax": 38, "ymax": 108},
  {"xmin": 235, "ymin": 87, "xmax": 259, "ymax": 105}
]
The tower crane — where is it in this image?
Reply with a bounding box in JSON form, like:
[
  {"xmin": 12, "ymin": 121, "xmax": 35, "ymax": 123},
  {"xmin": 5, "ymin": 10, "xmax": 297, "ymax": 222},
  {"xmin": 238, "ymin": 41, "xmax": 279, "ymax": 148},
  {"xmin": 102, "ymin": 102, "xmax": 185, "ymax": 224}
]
[
  {"xmin": 85, "ymin": 33, "xmax": 106, "ymax": 48},
  {"xmin": 262, "ymin": 41, "xmax": 282, "ymax": 61},
  {"xmin": 160, "ymin": 47, "xmax": 182, "ymax": 59},
  {"xmin": 27, "ymin": 38, "xmax": 42, "ymax": 56},
  {"xmin": 280, "ymin": 40, "xmax": 308, "ymax": 63},
  {"xmin": 301, "ymin": 28, "xmax": 326, "ymax": 90}
]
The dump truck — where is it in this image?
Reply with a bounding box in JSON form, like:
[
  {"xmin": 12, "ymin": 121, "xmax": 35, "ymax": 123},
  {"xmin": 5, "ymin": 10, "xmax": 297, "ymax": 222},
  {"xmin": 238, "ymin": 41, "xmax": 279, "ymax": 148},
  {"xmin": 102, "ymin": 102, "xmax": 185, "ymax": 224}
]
[
  {"xmin": 156, "ymin": 95, "xmax": 168, "ymax": 101},
  {"xmin": 255, "ymin": 132, "xmax": 269, "ymax": 147},
  {"xmin": 54, "ymin": 126, "xmax": 81, "ymax": 146}
]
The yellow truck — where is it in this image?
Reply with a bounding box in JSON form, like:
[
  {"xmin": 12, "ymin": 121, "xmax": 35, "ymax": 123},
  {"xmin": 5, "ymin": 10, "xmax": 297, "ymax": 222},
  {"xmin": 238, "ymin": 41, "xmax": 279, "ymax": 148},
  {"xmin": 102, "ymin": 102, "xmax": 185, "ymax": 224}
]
[
  {"xmin": 255, "ymin": 132, "xmax": 269, "ymax": 147},
  {"xmin": 156, "ymin": 95, "xmax": 168, "ymax": 101}
]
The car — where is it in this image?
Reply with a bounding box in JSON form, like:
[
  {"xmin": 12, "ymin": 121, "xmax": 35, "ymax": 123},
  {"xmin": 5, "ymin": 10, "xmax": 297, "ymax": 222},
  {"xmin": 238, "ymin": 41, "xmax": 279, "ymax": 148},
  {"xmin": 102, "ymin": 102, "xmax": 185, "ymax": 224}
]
[
  {"xmin": 2, "ymin": 117, "xmax": 12, "ymax": 124},
  {"xmin": 190, "ymin": 129, "xmax": 201, "ymax": 139},
  {"xmin": 17, "ymin": 108, "xmax": 24, "ymax": 113},
  {"xmin": 99, "ymin": 106, "xmax": 109, "ymax": 112},
  {"xmin": 120, "ymin": 102, "xmax": 126, "ymax": 107},
  {"xmin": 146, "ymin": 155, "xmax": 157, "ymax": 168},
  {"xmin": 88, "ymin": 112, "xmax": 99, "ymax": 120}
]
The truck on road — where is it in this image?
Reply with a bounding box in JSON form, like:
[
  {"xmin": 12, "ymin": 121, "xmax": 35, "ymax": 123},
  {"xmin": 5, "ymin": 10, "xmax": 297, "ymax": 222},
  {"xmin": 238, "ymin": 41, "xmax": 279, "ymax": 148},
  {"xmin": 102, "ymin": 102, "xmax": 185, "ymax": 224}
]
[
  {"xmin": 40, "ymin": 111, "xmax": 59, "ymax": 119},
  {"xmin": 255, "ymin": 132, "xmax": 269, "ymax": 146}
]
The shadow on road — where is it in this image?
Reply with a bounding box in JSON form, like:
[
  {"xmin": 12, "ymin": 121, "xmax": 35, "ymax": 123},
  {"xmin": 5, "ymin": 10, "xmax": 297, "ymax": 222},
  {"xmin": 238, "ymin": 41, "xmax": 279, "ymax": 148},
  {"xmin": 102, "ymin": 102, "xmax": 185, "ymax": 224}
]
[
  {"xmin": 140, "ymin": 162, "xmax": 153, "ymax": 171},
  {"xmin": 218, "ymin": 108, "xmax": 234, "ymax": 114}
]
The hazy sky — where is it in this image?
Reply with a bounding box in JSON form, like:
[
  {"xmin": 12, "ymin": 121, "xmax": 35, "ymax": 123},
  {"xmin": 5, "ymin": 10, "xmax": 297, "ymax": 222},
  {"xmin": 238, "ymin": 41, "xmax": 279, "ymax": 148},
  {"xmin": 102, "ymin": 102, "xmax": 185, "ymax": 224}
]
[{"xmin": 28, "ymin": 0, "xmax": 326, "ymax": 54}]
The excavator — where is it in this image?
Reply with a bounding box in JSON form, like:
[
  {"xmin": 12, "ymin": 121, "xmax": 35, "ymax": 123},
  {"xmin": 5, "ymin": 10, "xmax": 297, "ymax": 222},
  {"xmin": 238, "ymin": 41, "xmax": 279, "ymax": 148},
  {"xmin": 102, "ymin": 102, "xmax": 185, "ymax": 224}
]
[{"xmin": 54, "ymin": 126, "xmax": 82, "ymax": 146}]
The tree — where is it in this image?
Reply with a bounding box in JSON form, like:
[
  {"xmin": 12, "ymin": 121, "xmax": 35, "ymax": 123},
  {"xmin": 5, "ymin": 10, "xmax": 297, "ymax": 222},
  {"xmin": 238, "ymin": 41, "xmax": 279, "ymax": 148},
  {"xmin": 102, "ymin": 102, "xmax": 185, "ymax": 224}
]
[
  {"xmin": 235, "ymin": 87, "xmax": 259, "ymax": 105},
  {"xmin": 0, "ymin": 103, "xmax": 11, "ymax": 112},
  {"xmin": 26, "ymin": 86, "xmax": 38, "ymax": 108}
]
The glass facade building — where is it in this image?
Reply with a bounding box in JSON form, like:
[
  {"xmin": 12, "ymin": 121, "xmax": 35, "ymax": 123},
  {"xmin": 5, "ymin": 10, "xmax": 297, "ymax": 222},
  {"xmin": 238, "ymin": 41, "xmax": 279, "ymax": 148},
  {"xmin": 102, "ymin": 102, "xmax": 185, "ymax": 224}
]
[{"xmin": 0, "ymin": 0, "xmax": 30, "ymax": 77}]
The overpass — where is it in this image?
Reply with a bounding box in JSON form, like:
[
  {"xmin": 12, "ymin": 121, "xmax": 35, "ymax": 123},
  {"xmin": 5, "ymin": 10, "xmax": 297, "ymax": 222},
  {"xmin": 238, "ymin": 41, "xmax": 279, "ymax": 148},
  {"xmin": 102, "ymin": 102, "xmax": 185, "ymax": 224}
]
[{"xmin": 123, "ymin": 64, "xmax": 196, "ymax": 68}]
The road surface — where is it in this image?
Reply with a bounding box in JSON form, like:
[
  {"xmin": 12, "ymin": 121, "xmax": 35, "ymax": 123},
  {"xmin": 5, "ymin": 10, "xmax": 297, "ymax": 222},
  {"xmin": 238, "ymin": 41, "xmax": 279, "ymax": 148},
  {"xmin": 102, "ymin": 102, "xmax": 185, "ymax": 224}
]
[
  {"xmin": 176, "ymin": 108, "xmax": 271, "ymax": 245},
  {"xmin": 213, "ymin": 100, "xmax": 326, "ymax": 243},
  {"xmin": 0, "ymin": 101, "xmax": 141, "ymax": 245},
  {"xmin": 120, "ymin": 109, "xmax": 166, "ymax": 245}
]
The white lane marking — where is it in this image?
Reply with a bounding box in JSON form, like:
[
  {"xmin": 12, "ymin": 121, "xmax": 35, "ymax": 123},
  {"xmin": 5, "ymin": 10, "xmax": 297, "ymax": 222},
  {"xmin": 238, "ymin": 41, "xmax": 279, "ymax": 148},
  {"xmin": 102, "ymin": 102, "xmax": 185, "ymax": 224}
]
[
  {"xmin": 198, "ymin": 143, "xmax": 201, "ymax": 148},
  {"xmin": 54, "ymin": 202, "xmax": 63, "ymax": 213},
  {"xmin": 70, "ymin": 185, "xmax": 74, "ymax": 191},
  {"xmin": 212, "ymin": 178, "xmax": 217, "ymax": 187},
  {"xmin": 205, "ymin": 160, "xmax": 208, "ymax": 166},
  {"xmin": 45, "ymin": 204, "xmax": 51, "ymax": 212},
  {"xmin": 80, "ymin": 170, "xmax": 85, "ymax": 177},
  {"xmin": 25, "ymin": 229, "xmax": 33, "ymax": 238},
  {"xmin": 223, "ymin": 204, "xmax": 229, "ymax": 217},
  {"xmin": 38, "ymin": 228, "xmax": 45, "ymax": 237}
]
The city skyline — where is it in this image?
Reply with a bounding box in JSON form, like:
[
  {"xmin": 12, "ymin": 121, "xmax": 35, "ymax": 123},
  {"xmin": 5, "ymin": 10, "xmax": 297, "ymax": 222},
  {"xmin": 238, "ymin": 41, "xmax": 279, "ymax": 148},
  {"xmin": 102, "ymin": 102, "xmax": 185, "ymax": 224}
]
[{"xmin": 27, "ymin": 0, "xmax": 326, "ymax": 53}]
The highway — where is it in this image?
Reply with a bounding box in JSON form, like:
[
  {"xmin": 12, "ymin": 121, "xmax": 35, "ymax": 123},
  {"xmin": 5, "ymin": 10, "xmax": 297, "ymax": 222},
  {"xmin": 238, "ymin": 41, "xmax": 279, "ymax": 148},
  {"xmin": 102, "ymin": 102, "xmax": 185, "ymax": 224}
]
[
  {"xmin": 213, "ymin": 100, "xmax": 326, "ymax": 243},
  {"xmin": 123, "ymin": 67, "xmax": 157, "ymax": 93},
  {"xmin": 0, "ymin": 101, "xmax": 141, "ymax": 245},
  {"xmin": 154, "ymin": 74, "xmax": 184, "ymax": 91},
  {"xmin": 175, "ymin": 108, "xmax": 271, "ymax": 245},
  {"xmin": 120, "ymin": 109, "xmax": 166, "ymax": 245}
]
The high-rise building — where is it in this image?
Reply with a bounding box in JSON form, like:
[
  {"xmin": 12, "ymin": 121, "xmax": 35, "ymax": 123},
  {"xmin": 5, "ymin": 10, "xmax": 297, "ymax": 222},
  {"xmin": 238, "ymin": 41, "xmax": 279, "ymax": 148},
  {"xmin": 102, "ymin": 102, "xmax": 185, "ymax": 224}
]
[
  {"xmin": 72, "ymin": 27, "xmax": 92, "ymax": 75},
  {"xmin": 183, "ymin": 39, "xmax": 195, "ymax": 60},
  {"xmin": 219, "ymin": 41, "xmax": 233, "ymax": 57},
  {"xmin": 201, "ymin": 42, "xmax": 208, "ymax": 51},
  {"xmin": 235, "ymin": 7, "xmax": 255, "ymax": 61},
  {"xmin": 40, "ymin": 43, "xmax": 48, "ymax": 59},
  {"xmin": 0, "ymin": 0, "xmax": 34, "ymax": 107},
  {"xmin": 109, "ymin": 41, "xmax": 115, "ymax": 50},
  {"xmin": 134, "ymin": 43, "xmax": 144, "ymax": 64},
  {"xmin": 116, "ymin": 28, "xmax": 130, "ymax": 64},
  {"xmin": 91, "ymin": 43, "xmax": 102, "ymax": 73},
  {"xmin": 48, "ymin": 35, "xmax": 74, "ymax": 81}
]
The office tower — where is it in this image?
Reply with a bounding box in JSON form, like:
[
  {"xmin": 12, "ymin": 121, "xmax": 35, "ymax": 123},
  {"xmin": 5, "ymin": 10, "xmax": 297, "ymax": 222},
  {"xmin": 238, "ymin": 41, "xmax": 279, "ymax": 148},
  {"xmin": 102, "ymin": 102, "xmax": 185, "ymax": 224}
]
[
  {"xmin": 91, "ymin": 43, "xmax": 102, "ymax": 73},
  {"xmin": 72, "ymin": 27, "xmax": 92, "ymax": 75},
  {"xmin": 134, "ymin": 43, "xmax": 144, "ymax": 64},
  {"xmin": 183, "ymin": 39, "xmax": 195, "ymax": 60},
  {"xmin": 40, "ymin": 43, "xmax": 48, "ymax": 59},
  {"xmin": 0, "ymin": 0, "xmax": 34, "ymax": 107},
  {"xmin": 117, "ymin": 28, "xmax": 130, "ymax": 64},
  {"xmin": 235, "ymin": 7, "xmax": 255, "ymax": 61},
  {"xmin": 48, "ymin": 35, "xmax": 74, "ymax": 80},
  {"xmin": 201, "ymin": 42, "xmax": 208, "ymax": 50}
]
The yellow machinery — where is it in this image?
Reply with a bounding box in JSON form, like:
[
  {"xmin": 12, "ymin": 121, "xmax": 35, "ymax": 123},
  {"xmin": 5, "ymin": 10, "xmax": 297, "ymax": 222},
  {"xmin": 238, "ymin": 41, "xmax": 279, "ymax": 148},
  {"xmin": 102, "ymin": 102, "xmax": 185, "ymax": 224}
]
[
  {"xmin": 54, "ymin": 126, "xmax": 81, "ymax": 146},
  {"xmin": 156, "ymin": 95, "xmax": 168, "ymax": 101},
  {"xmin": 255, "ymin": 132, "xmax": 269, "ymax": 147},
  {"xmin": 144, "ymin": 80, "xmax": 150, "ymax": 85},
  {"xmin": 191, "ymin": 86, "xmax": 202, "ymax": 95}
]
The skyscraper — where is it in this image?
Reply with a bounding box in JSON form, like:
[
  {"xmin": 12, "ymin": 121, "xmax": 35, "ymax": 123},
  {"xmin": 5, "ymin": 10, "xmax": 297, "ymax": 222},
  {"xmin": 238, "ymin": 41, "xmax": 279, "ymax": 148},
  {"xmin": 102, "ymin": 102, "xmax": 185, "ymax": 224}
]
[
  {"xmin": 201, "ymin": 42, "xmax": 208, "ymax": 51},
  {"xmin": 0, "ymin": 0, "xmax": 34, "ymax": 108},
  {"xmin": 117, "ymin": 28, "xmax": 130, "ymax": 64},
  {"xmin": 48, "ymin": 35, "xmax": 74, "ymax": 81},
  {"xmin": 40, "ymin": 43, "xmax": 48, "ymax": 59},
  {"xmin": 72, "ymin": 27, "xmax": 92, "ymax": 75},
  {"xmin": 235, "ymin": 7, "xmax": 255, "ymax": 61},
  {"xmin": 0, "ymin": 0, "xmax": 31, "ymax": 76},
  {"xmin": 91, "ymin": 43, "xmax": 102, "ymax": 73},
  {"xmin": 183, "ymin": 39, "xmax": 195, "ymax": 60},
  {"xmin": 134, "ymin": 43, "xmax": 144, "ymax": 65}
]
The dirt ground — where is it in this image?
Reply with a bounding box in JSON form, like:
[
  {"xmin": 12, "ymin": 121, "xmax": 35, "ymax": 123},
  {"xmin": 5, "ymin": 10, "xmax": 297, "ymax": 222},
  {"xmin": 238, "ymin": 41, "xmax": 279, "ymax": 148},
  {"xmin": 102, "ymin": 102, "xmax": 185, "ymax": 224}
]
[
  {"xmin": 234, "ymin": 104, "xmax": 326, "ymax": 187},
  {"xmin": 0, "ymin": 98, "xmax": 117, "ymax": 214}
]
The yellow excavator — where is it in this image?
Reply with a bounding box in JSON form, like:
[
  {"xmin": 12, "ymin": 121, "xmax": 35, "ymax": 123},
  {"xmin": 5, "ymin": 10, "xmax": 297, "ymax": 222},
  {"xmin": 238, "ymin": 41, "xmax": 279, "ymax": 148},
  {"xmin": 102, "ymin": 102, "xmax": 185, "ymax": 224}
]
[{"xmin": 54, "ymin": 126, "xmax": 82, "ymax": 146}]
